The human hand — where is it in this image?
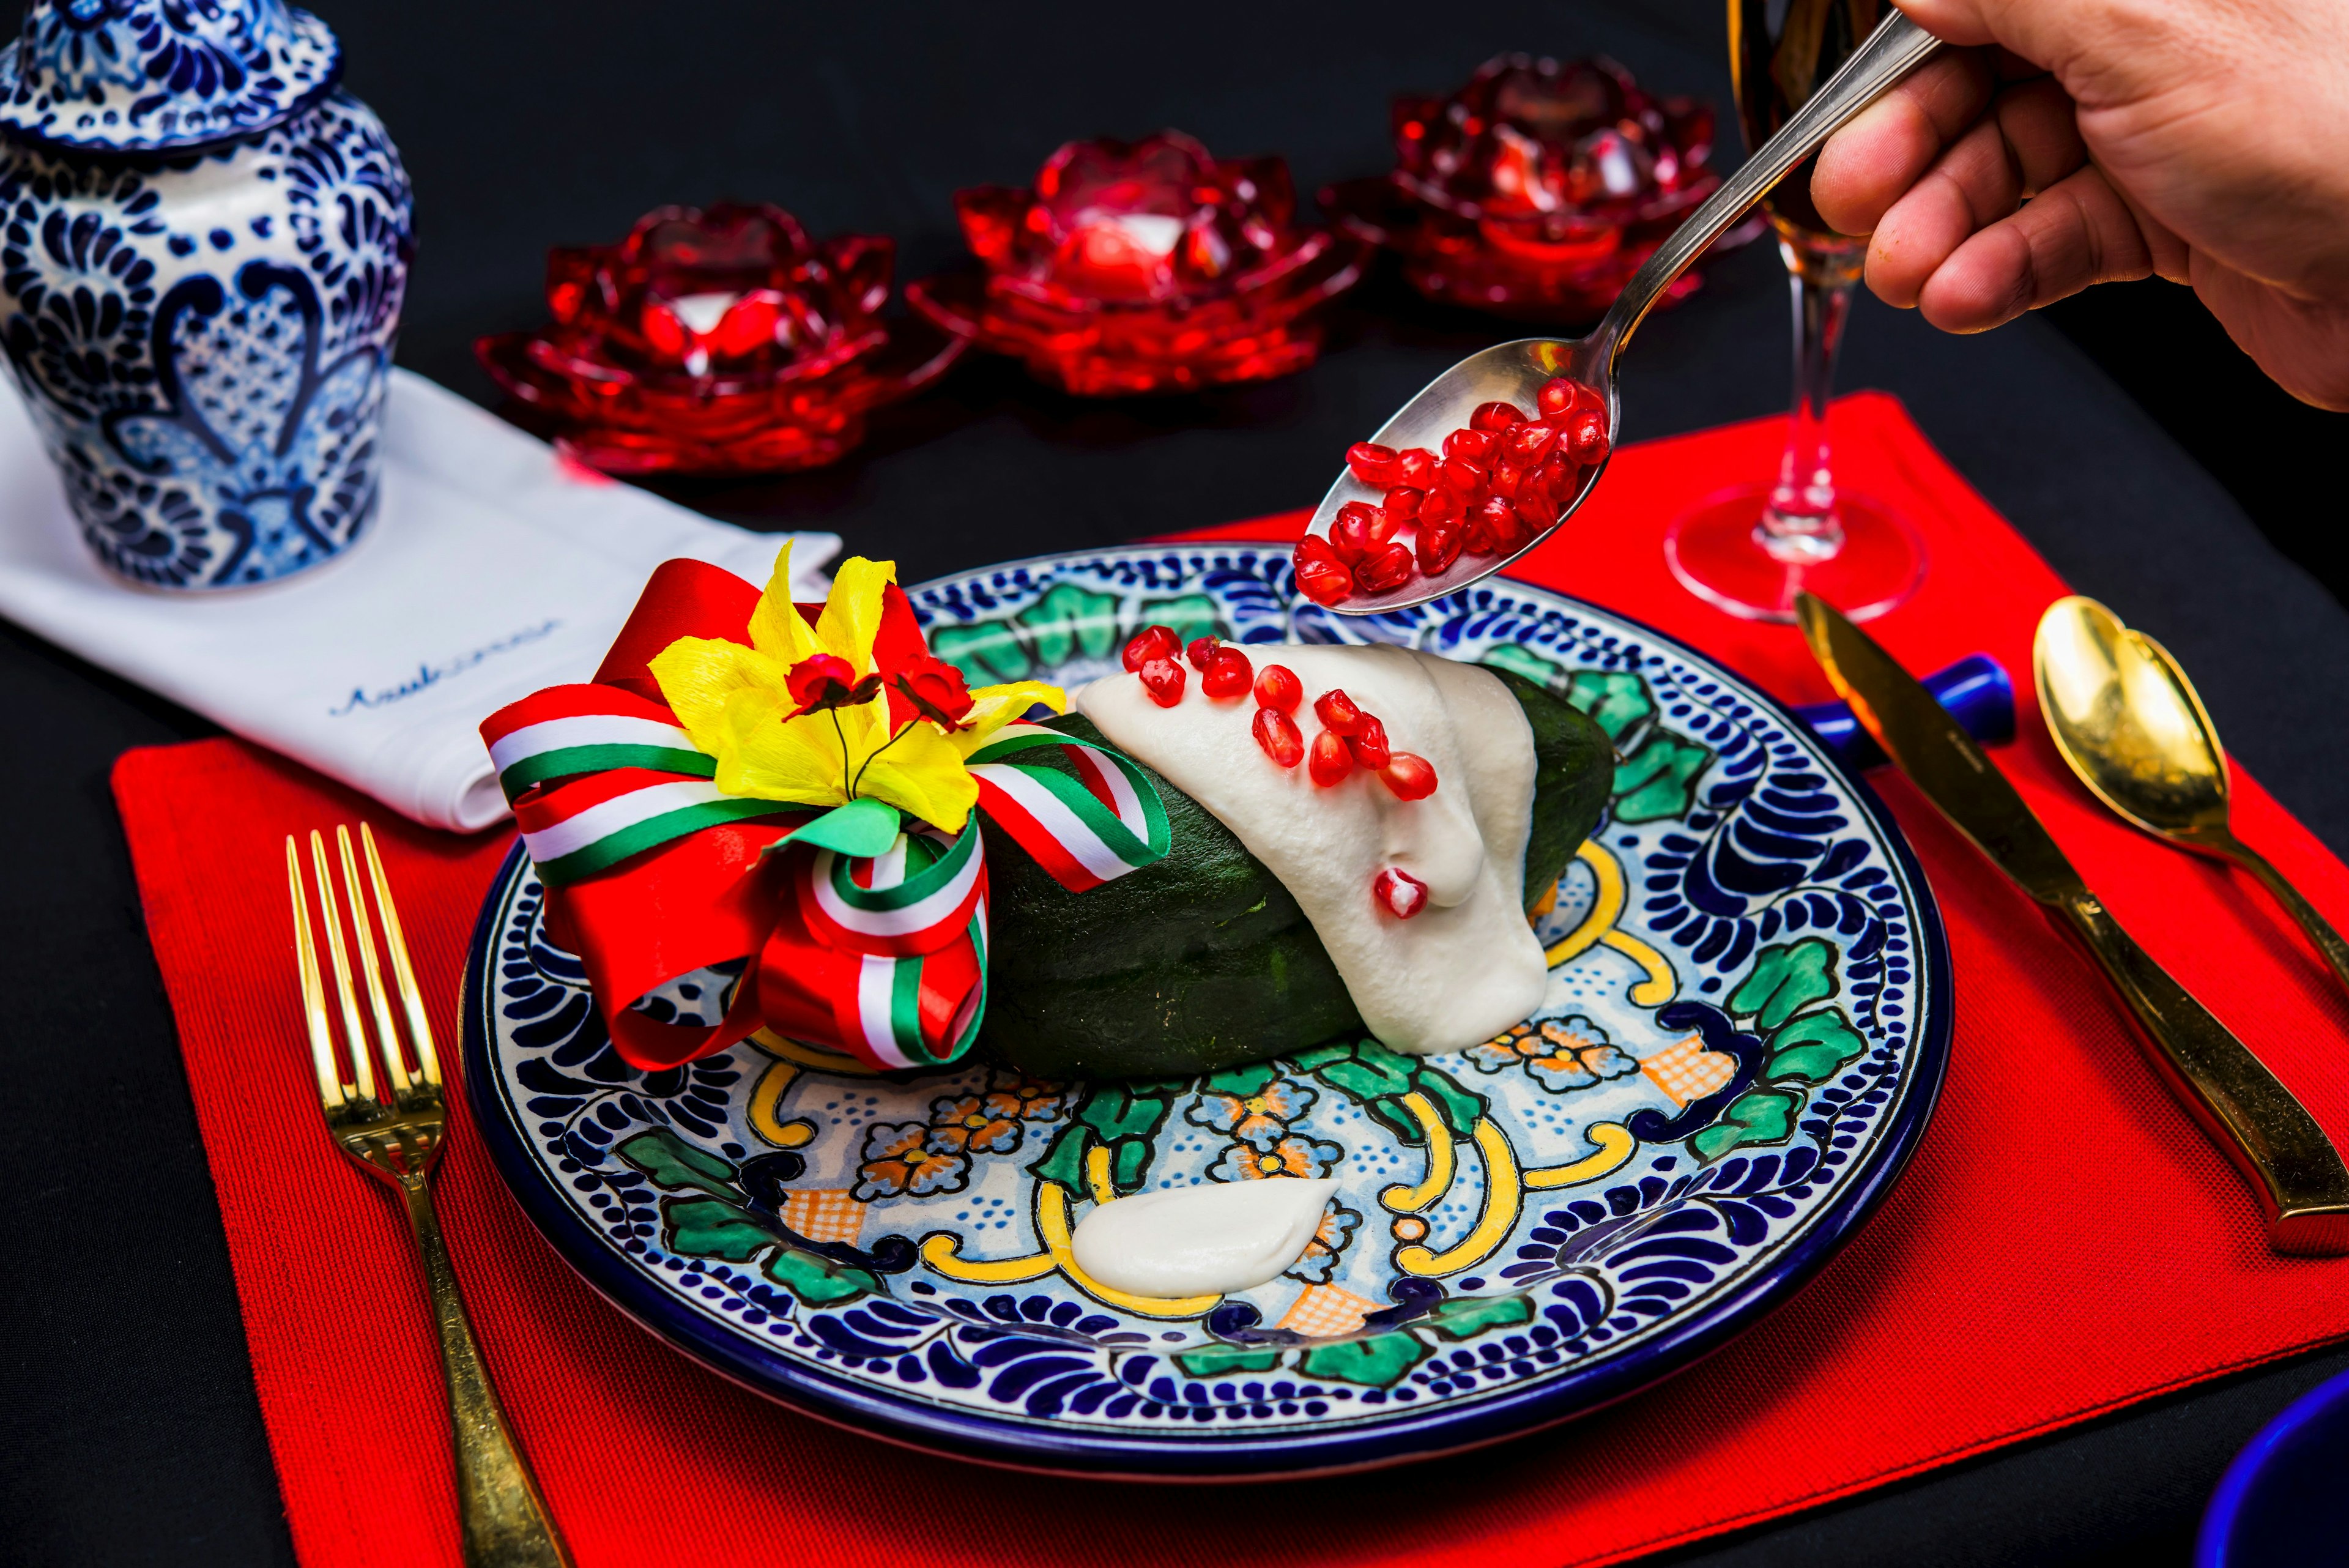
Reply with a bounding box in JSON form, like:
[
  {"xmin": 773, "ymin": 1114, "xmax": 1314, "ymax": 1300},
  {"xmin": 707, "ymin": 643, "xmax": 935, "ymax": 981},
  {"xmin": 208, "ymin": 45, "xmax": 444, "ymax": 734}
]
[{"xmin": 1809, "ymin": 0, "xmax": 2349, "ymax": 409}]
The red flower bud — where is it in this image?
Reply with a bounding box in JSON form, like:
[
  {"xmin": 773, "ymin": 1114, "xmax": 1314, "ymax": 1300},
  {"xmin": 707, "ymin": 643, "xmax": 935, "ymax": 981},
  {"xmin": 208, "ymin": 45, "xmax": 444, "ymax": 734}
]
[
  {"xmin": 785, "ymin": 652, "xmax": 883, "ymax": 717},
  {"xmin": 889, "ymin": 655, "xmax": 976, "ymax": 730}
]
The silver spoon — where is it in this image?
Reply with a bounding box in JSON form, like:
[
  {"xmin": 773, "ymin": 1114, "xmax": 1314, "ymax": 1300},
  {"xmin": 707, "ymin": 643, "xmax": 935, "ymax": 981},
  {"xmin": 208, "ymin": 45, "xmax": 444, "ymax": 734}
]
[{"xmin": 1307, "ymin": 10, "xmax": 1942, "ymax": 616}]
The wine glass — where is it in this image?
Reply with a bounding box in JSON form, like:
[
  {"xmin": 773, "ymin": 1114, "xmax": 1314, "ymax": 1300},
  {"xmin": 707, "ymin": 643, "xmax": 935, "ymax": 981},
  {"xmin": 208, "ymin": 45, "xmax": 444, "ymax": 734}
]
[{"xmin": 1663, "ymin": 0, "xmax": 1928, "ymax": 623}]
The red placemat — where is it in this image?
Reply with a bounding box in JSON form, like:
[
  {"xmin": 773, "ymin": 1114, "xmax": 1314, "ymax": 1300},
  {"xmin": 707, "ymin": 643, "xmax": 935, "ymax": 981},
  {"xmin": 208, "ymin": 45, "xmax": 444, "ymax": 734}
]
[{"xmin": 115, "ymin": 392, "xmax": 2349, "ymax": 1568}]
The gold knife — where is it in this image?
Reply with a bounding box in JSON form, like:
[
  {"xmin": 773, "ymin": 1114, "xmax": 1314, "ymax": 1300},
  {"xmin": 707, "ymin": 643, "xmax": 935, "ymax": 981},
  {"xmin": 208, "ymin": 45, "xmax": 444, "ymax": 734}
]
[{"xmin": 1795, "ymin": 591, "xmax": 2349, "ymax": 1256}]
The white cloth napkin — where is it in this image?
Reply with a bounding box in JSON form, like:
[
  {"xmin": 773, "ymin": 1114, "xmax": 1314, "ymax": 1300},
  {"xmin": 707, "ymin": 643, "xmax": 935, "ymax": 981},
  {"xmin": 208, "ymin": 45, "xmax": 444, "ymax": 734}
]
[{"xmin": 0, "ymin": 369, "xmax": 837, "ymax": 831}]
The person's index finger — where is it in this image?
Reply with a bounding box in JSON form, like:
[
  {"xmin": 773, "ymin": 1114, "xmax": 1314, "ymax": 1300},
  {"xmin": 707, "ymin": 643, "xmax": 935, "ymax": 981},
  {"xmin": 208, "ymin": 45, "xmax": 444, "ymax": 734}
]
[{"xmin": 1812, "ymin": 51, "xmax": 1995, "ymax": 236}]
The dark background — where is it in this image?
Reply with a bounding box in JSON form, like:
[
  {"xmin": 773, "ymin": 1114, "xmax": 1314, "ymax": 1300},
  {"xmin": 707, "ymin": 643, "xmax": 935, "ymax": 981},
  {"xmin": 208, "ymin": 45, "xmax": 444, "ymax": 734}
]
[{"xmin": 5, "ymin": 2, "xmax": 2347, "ymax": 1566}]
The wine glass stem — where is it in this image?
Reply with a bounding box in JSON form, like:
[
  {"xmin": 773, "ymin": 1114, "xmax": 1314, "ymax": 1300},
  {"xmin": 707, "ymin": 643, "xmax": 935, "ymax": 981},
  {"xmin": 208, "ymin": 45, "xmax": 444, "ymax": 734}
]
[{"xmin": 1761, "ymin": 229, "xmax": 1866, "ymax": 563}]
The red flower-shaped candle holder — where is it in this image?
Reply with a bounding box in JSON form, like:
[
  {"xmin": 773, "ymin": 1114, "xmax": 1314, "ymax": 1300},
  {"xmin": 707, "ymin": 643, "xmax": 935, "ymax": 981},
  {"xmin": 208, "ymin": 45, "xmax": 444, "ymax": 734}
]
[
  {"xmin": 1321, "ymin": 55, "xmax": 1734, "ymax": 324},
  {"xmin": 907, "ymin": 132, "xmax": 1370, "ymax": 396},
  {"xmin": 477, "ymin": 203, "xmax": 965, "ymax": 475}
]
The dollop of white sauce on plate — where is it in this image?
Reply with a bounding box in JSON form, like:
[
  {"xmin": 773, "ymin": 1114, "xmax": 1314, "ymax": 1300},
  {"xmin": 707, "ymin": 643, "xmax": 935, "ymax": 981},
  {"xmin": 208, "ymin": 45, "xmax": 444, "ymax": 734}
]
[
  {"xmin": 1071, "ymin": 1178, "xmax": 1338, "ymax": 1297},
  {"xmin": 1078, "ymin": 642, "xmax": 1547, "ymax": 1054}
]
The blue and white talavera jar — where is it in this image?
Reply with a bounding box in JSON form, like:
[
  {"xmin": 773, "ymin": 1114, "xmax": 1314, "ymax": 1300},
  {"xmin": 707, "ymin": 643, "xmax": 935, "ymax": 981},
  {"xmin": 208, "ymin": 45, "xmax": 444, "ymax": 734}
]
[{"xmin": 0, "ymin": 0, "xmax": 411, "ymax": 589}]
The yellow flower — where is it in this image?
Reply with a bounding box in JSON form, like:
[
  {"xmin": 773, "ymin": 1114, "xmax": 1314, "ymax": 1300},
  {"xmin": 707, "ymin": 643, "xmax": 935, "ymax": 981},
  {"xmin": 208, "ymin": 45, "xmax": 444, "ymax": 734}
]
[{"xmin": 647, "ymin": 542, "xmax": 1064, "ymax": 833}]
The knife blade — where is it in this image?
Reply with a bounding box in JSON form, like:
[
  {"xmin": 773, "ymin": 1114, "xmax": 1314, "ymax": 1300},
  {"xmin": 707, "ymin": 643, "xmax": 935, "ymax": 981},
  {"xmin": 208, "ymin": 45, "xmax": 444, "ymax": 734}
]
[{"xmin": 1795, "ymin": 591, "xmax": 2349, "ymax": 1255}]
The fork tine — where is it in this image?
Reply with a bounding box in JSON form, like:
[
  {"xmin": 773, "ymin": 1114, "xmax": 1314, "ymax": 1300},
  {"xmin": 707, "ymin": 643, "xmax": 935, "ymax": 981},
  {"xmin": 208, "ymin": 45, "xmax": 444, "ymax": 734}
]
[
  {"xmin": 336, "ymin": 824, "xmax": 412, "ymax": 1097},
  {"xmin": 286, "ymin": 836, "xmax": 346, "ymax": 1111},
  {"xmin": 308, "ymin": 829, "xmax": 377, "ymax": 1104},
  {"xmin": 360, "ymin": 822, "xmax": 440, "ymax": 1088}
]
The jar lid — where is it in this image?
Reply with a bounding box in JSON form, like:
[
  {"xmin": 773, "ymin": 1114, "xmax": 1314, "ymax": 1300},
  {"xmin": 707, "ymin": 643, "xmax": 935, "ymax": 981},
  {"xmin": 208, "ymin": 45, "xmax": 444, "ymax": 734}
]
[{"xmin": 0, "ymin": 0, "xmax": 343, "ymax": 153}]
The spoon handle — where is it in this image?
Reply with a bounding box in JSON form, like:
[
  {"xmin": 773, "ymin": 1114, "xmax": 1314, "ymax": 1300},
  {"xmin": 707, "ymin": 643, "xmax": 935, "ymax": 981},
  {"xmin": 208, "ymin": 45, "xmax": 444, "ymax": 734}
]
[
  {"xmin": 2053, "ymin": 890, "xmax": 2349, "ymax": 1255},
  {"xmin": 2215, "ymin": 832, "xmax": 2349, "ymax": 1004},
  {"xmin": 1594, "ymin": 10, "xmax": 1942, "ymax": 362}
]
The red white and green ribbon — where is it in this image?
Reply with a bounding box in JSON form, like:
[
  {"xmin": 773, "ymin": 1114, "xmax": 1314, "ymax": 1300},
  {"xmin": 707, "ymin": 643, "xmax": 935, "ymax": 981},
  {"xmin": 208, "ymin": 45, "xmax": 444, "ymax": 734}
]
[{"xmin": 479, "ymin": 674, "xmax": 1165, "ymax": 1073}]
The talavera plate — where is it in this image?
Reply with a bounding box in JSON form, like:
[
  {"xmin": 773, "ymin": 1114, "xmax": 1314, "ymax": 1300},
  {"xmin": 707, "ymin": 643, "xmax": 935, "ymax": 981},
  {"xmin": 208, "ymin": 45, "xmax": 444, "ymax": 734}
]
[{"xmin": 462, "ymin": 544, "xmax": 1951, "ymax": 1478}]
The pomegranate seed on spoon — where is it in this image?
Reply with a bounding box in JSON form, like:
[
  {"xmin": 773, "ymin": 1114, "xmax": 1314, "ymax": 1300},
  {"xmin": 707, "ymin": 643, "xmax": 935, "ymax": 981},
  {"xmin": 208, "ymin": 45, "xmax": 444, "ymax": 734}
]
[
  {"xmin": 1291, "ymin": 537, "xmax": 1354, "ymax": 606},
  {"xmin": 1138, "ymin": 656, "xmax": 1186, "ymax": 707},
  {"xmin": 1332, "ymin": 499, "xmax": 1395, "ymax": 559},
  {"xmin": 1564, "ymin": 407, "xmax": 1610, "ymax": 464},
  {"xmin": 1442, "ymin": 428, "xmax": 1497, "ymax": 464},
  {"xmin": 1381, "ymin": 752, "xmax": 1439, "ymax": 800},
  {"xmin": 1420, "ymin": 485, "xmax": 1466, "ymax": 526},
  {"xmin": 1253, "ymin": 663, "xmax": 1302, "ymax": 713},
  {"xmin": 1252, "ymin": 707, "xmax": 1304, "ymax": 767},
  {"xmin": 1381, "ymin": 485, "xmax": 1424, "ymax": 522},
  {"xmin": 1373, "ymin": 867, "xmax": 1430, "ymax": 918},
  {"xmin": 1313, "ymin": 688, "xmax": 1366, "ymax": 735},
  {"xmin": 1503, "ymin": 420, "xmax": 1559, "ymax": 464},
  {"xmin": 1307, "ymin": 729, "xmax": 1354, "ymax": 786},
  {"xmin": 1201, "ymin": 648, "xmax": 1253, "ymax": 699},
  {"xmin": 1345, "ymin": 442, "xmax": 1400, "ymax": 486},
  {"xmin": 1488, "ymin": 459, "xmax": 1525, "ymax": 500},
  {"xmin": 1416, "ymin": 517, "xmax": 1464, "ymax": 574},
  {"xmin": 1394, "ymin": 447, "xmax": 1438, "ymax": 488},
  {"xmin": 1469, "ymin": 400, "xmax": 1525, "ymax": 432},
  {"xmin": 1535, "ymin": 376, "xmax": 1578, "ymax": 416},
  {"xmin": 1122, "ymin": 625, "xmax": 1181, "ymax": 671},
  {"xmin": 1436, "ymin": 458, "xmax": 1486, "ymax": 496},
  {"xmin": 1354, "ymin": 541, "xmax": 1416, "ymax": 593}
]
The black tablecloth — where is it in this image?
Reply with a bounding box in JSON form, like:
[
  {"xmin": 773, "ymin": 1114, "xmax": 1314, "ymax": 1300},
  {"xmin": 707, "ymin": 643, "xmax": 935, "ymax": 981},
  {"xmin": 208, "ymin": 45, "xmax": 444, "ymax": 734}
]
[{"xmin": 6, "ymin": 2, "xmax": 2348, "ymax": 1563}]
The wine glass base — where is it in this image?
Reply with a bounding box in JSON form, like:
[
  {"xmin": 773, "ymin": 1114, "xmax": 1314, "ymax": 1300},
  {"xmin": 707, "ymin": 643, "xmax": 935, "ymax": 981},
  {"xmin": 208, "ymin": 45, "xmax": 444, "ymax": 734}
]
[{"xmin": 1663, "ymin": 485, "xmax": 1925, "ymax": 623}]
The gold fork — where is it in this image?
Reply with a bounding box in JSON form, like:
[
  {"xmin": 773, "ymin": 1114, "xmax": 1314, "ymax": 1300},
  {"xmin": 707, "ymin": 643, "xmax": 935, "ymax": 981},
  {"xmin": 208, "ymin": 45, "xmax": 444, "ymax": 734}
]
[{"xmin": 287, "ymin": 823, "xmax": 573, "ymax": 1568}]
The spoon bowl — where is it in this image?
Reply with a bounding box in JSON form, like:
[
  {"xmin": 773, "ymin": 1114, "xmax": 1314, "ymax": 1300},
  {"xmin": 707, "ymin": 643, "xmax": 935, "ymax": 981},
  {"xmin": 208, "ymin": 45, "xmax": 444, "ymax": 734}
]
[
  {"xmin": 1305, "ymin": 10, "xmax": 1941, "ymax": 616},
  {"xmin": 2035, "ymin": 594, "xmax": 2349, "ymax": 1002}
]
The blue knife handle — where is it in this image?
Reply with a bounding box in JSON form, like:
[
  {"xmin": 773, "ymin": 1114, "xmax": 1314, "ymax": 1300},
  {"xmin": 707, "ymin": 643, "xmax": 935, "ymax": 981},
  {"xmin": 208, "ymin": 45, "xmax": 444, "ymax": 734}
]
[{"xmin": 1793, "ymin": 653, "xmax": 2014, "ymax": 770}]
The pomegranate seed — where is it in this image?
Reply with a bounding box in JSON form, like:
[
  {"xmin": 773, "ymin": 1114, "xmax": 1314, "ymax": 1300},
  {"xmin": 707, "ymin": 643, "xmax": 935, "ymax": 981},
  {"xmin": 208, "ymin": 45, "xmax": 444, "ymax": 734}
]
[
  {"xmin": 1527, "ymin": 453, "xmax": 1572, "ymax": 503},
  {"xmin": 1565, "ymin": 407, "xmax": 1611, "ymax": 464},
  {"xmin": 1416, "ymin": 516, "xmax": 1464, "ymax": 574},
  {"xmin": 1186, "ymin": 636, "xmax": 1220, "ymax": 672},
  {"xmin": 1536, "ymin": 377, "xmax": 1578, "ymax": 416},
  {"xmin": 1442, "ymin": 428, "xmax": 1497, "ymax": 464},
  {"xmin": 1469, "ymin": 400, "xmax": 1526, "ymax": 432},
  {"xmin": 1420, "ymin": 485, "xmax": 1466, "ymax": 526},
  {"xmin": 1503, "ymin": 420, "xmax": 1559, "ymax": 464},
  {"xmin": 1437, "ymin": 457, "xmax": 1487, "ymax": 496},
  {"xmin": 1122, "ymin": 625, "xmax": 1181, "ymax": 672},
  {"xmin": 1252, "ymin": 707, "xmax": 1304, "ymax": 767},
  {"xmin": 1346, "ymin": 441, "xmax": 1400, "ymax": 487},
  {"xmin": 1138, "ymin": 656, "xmax": 1186, "ymax": 707},
  {"xmin": 1314, "ymin": 688, "xmax": 1367, "ymax": 735},
  {"xmin": 1472, "ymin": 494, "xmax": 1522, "ymax": 549},
  {"xmin": 1373, "ymin": 867, "xmax": 1430, "ymax": 918},
  {"xmin": 1488, "ymin": 459, "xmax": 1524, "ymax": 500},
  {"xmin": 1354, "ymin": 541, "xmax": 1416, "ymax": 593},
  {"xmin": 1516, "ymin": 489, "xmax": 1560, "ymax": 533},
  {"xmin": 1292, "ymin": 538, "xmax": 1354, "ymax": 605},
  {"xmin": 1394, "ymin": 447, "xmax": 1438, "ymax": 488},
  {"xmin": 1202, "ymin": 647, "xmax": 1253, "ymax": 699},
  {"xmin": 1332, "ymin": 499, "xmax": 1395, "ymax": 559},
  {"xmin": 1348, "ymin": 714, "xmax": 1391, "ymax": 770},
  {"xmin": 1253, "ymin": 663, "xmax": 1302, "ymax": 713},
  {"xmin": 1308, "ymin": 729, "xmax": 1354, "ymax": 786},
  {"xmin": 1382, "ymin": 752, "xmax": 1439, "ymax": 800},
  {"xmin": 1381, "ymin": 485, "xmax": 1424, "ymax": 522}
]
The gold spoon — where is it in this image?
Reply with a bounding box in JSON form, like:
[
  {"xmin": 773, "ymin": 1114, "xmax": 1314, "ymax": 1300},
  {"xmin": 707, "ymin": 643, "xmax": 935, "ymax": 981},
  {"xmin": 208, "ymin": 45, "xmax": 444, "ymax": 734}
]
[{"xmin": 2035, "ymin": 595, "xmax": 2349, "ymax": 1002}]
